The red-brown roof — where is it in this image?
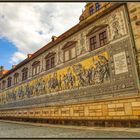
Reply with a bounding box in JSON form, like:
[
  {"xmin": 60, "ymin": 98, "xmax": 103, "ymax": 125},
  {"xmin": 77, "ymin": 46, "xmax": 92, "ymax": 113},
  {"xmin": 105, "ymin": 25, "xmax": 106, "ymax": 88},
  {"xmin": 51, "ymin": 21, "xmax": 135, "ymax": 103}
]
[{"xmin": 3, "ymin": 70, "xmax": 9, "ymax": 75}]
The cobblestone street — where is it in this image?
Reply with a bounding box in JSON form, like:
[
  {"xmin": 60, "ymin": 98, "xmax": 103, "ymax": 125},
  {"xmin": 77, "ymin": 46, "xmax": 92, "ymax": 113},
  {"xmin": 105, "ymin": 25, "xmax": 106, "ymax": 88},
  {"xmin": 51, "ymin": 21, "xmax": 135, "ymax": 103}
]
[{"xmin": 0, "ymin": 120, "xmax": 140, "ymax": 138}]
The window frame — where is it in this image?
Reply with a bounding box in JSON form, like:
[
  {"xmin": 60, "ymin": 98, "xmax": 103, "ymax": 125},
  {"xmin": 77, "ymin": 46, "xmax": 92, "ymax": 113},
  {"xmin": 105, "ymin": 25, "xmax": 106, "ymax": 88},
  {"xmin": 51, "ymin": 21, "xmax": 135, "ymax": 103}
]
[
  {"xmin": 7, "ymin": 77, "xmax": 12, "ymax": 88},
  {"xmin": 2, "ymin": 80, "xmax": 6, "ymax": 90},
  {"xmin": 14, "ymin": 73, "xmax": 19, "ymax": 84},
  {"xmin": 89, "ymin": 5, "xmax": 94, "ymax": 15},
  {"xmin": 32, "ymin": 61, "xmax": 40, "ymax": 76},
  {"xmin": 87, "ymin": 25, "xmax": 108, "ymax": 51},
  {"xmin": 99, "ymin": 30, "xmax": 108, "ymax": 47},
  {"xmin": 45, "ymin": 53, "xmax": 56, "ymax": 71},
  {"xmin": 63, "ymin": 41, "xmax": 77, "ymax": 62},
  {"xmin": 95, "ymin": 2, "xmax": 100, "ymax": 11},
  {"xmin": 22, "ymin": 67, "xmax": 28, "ymax": 81}
]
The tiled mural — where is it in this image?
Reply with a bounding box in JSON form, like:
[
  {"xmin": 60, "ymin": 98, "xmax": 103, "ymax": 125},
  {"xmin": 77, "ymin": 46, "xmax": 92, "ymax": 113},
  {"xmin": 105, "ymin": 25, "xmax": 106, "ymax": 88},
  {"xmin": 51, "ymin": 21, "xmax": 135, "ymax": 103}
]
[{"xmin": 0, "ymin": 52, "xmax": 109, "ymax": 104}]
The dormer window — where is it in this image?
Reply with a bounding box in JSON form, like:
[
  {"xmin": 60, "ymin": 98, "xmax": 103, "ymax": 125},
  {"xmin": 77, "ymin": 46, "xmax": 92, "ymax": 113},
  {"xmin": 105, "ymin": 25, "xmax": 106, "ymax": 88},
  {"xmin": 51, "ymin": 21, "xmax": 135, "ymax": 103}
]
[
  {"xmin": 62, "ymin": 41, "xmax": 77, "ymax": 62},
  {"xmin": 45, "ymin": 52, "xmax": 56, "ymax": 71},
  {"xmin": 87, "ymin": 24, "xmax": 108, "ymax": 51},
  {"xmin": 89, "ymin": 6, "xmax": 94, "ymax": 15},
  {"xmin": 32, "ymin": 61, "xmax": 40, "ymax": 76},
  {"xmin": 7, "ymin": 77, "xmax": 12, "ymax": 87},
  {"xmin": 95, "ymin": 2, "xmax": 100, "ymax": 11}
]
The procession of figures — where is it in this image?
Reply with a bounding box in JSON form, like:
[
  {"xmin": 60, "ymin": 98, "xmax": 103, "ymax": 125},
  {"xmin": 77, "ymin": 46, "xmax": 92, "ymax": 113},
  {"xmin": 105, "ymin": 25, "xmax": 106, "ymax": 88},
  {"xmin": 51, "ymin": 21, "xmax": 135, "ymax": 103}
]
[{"xmin": 0, "ymin": 55, "xmax": 110, "ymax": 104}]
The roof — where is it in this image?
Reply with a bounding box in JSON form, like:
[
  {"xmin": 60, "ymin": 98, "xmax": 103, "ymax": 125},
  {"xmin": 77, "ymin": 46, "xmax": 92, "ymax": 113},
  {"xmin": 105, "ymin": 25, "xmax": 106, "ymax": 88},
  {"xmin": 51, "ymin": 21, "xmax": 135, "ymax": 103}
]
[{"xmin": 3, "ymin": 70, "xmax": 9, "ymax": 75}]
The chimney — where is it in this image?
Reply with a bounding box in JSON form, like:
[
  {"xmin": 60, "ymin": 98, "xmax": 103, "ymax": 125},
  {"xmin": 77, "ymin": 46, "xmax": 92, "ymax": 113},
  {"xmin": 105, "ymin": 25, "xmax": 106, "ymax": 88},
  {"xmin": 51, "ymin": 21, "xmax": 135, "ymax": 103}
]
[
  {"xmin": 12, "ymin": 65, "xmax": 16, "ymax": 69},
  {"xmin": 51, "ymin": 36, "xmax": 57, "ymax": 42},
  {"xmin": 27, "ymin": 54, "xmax": 32, "ymax": 58}
]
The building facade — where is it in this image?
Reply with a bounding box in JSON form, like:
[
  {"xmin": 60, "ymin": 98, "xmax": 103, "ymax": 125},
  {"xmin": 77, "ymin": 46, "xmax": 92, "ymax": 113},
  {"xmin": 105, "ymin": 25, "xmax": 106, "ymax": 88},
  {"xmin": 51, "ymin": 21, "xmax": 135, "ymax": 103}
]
[{"xmin": 0, "ymin": 2, "xmax": 140, "ymax": 127}]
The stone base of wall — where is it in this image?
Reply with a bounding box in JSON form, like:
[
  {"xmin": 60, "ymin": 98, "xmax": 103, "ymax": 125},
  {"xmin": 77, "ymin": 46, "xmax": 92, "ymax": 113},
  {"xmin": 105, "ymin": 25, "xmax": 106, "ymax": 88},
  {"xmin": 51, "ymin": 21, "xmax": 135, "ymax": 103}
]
[{"xmin": 0, "ymin": 95, "xmax": 140, "ymax": 127}]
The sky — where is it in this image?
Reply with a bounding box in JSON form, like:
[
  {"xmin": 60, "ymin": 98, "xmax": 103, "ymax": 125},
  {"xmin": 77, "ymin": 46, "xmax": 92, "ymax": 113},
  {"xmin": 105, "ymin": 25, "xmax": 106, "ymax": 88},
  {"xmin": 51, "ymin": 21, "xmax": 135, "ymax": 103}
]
[{"xmin": 0, "ymin": 2, "xmax": 85, "ymax": 70}]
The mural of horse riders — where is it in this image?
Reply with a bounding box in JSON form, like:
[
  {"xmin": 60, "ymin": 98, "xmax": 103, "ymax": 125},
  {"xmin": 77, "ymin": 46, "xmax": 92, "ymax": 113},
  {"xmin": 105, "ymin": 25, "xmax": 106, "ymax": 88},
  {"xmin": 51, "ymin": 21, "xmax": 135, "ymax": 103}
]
[{"xmin": 0, "ymin": 52, "xmax": 110, "ymax": 104}]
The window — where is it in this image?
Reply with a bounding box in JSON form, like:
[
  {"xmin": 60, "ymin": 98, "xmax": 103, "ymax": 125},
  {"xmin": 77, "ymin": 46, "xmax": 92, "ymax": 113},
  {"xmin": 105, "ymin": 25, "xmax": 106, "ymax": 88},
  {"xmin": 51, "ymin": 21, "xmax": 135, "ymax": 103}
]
[
  {"xmin": 32, "ymin": 61, "xmax": 40, "ymax": 76},
  {"xmin": 95, "ymin": 2, "xmax": 100, "ymax": 11},
  {"xmin": 50, "ymin": 57, "xmax": 55, "ymax": 68},
  {"xmin": 71, "ymin": 47, "xmax": 76, "ymax": 59},
  {"xmin": 87, "ymin": 25, "xmax": 108, "ymax": 51},
  {"xmin": 62, "ymin": 41, "xmax": 77, "ymax": 62},
  {"xmin": 45, "ymin": 53, "xmax": 56, "ymax": 70},
  {"xmin": 64, "ymin": 50, "xmax": 69, "ymax": 62},
  {"xmin": 90, "ymin": 36, "xmax": 97, "ymax": 51},
  {"xmin": 22, "ymin": 67, "xmax": 28, "ymax": 81},
  {"xmin": 7, "ymin": 77, "xmax": 12, "ymax": 87},
  {"xmin": 99, "ymin": 31, "xmax": 107, "ymax": 46},
  {"xmin": 14, "ymin": 73, "xmax": 19, "ymax": 84},
  {"xmin": 2, "ymin": 80, "xmax": 6, "ymax": 90},
  {"xmin": 89, "ymin": 6, "xmax": 94, "ymax": 15}
]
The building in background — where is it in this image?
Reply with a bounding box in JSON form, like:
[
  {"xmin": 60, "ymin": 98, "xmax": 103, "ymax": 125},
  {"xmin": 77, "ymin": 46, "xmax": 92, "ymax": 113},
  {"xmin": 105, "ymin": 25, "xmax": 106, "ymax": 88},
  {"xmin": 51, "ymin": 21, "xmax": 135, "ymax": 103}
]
[{"xmin": 0, "ymin": 2, "xmax": 140, "ymax": 127}]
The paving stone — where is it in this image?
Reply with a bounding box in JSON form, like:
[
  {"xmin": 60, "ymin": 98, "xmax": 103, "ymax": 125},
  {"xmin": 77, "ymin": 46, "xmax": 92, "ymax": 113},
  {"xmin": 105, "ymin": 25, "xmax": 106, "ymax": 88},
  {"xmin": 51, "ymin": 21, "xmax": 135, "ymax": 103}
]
[{"xmin": 0, "ymin": 121, "xmax": 140, "ymax": 138}]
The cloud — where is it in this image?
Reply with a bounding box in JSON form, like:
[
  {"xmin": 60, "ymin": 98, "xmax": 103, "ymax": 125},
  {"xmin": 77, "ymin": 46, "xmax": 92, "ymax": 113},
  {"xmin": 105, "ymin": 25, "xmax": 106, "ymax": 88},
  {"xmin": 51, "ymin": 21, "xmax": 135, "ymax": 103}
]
[
  {"xmin": 10, "ymin": 52, "xmax": 27, "ymax": 64},
  {"xmin": 0, "ymin": 3, "xmax": 85, "ymax": 65}
]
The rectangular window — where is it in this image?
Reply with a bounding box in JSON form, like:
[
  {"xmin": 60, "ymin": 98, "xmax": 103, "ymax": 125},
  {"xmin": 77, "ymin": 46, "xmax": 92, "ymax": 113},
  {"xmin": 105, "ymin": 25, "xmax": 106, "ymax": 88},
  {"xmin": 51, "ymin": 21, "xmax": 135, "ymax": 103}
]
[
  {"xmin": 89, "ymin": 6, "xmax": 94, "ymax": 15},
  {"xmin": 95, "ymin": 2, "xmax": 100, "ymax": 11},
  {"xmin": 22, "ymin": 70, "xmax": 28, "ymax": 81},
  {"xmin": 71, "ymin": 47, "xmax": 76, "ymax": 59},
  {"xmin": 33, "ymin": 68, "xmax": 36, "ymax": 76},
  {"xmin": 7, "ymin": 78, "xmax": 12, "ymax": 88},
  {"xmin": 37, "ymin": 66, "xmax": 40, "ymax": 74},
  {"xmin": 51, "ymin": 57, "xmax": 55, "ymax": 68},
  {"xmin": 64, "ymin": 50, "xmax": 69, "ymax": 61},
  {"xmin": 99, "ymin": 31, "xmax": 107, "ymax": 46},
  {"xmin": 2, "ymin": 81, "xmax": 6, "ymax": 89},
  {"xmin": 45, "ymin": 54, "xmax": 55, "ymax": 71},
  {"xmin": 90, "ymin": 36, "xmax": 97, "ymax": 51},
  {"xmin": 89, "ymin": 28, "xmax": 108, "ymax": 52},
  {"xmin": 63, "ymin": 42, "xmax": 77, "ymax": 62},
  {"xmin": 46, "ymin": 59, "xmax": 50, "ymax": 70}
]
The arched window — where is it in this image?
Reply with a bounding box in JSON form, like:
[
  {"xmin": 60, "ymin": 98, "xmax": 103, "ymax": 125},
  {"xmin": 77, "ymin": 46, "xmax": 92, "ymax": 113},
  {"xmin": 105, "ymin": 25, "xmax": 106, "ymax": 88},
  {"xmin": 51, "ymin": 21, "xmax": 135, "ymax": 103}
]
[
  {"xmin": 62, "ymin": 41, "xmax": 77, "ymax": 62},
  {"xmin": 7, "ymin": 77, "xmax": 12, "ymax": 87},
  {"xmin": 32, "ymin": 61, "xmax": 40, "ymax": 76},
  {"xmin": 22, "ymin": 67, "xmax": 28, "ymax": 81},
  {"xmin": 14, "ymin": 73, "xmax": 19, "ymax": 84},
  {"xmin": 45, "ymin": 52, "xmax": 56, "ymax": 71},
  {"xmin": 87, "ymin": 24, "xmax": 108, "ymax": 51}
]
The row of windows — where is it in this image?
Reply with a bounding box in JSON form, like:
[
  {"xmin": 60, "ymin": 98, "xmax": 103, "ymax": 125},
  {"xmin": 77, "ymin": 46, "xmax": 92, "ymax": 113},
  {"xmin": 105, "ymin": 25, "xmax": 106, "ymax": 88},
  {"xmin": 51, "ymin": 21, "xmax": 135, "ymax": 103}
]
[
  {"xmin": 89, "ymin": 2, "xmax": 101, "ymax": 15},
  {"xmin": 0, "ymin": 27, "xmax": 108, "ymax": 90}
]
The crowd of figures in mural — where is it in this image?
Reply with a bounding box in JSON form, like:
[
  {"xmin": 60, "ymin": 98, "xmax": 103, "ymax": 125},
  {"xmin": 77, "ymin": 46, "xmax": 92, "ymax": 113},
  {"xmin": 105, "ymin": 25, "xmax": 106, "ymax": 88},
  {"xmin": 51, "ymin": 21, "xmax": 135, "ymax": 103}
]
[{"xmin": 0, "ymin": 54, "xmax": 110, "ymax": 104}]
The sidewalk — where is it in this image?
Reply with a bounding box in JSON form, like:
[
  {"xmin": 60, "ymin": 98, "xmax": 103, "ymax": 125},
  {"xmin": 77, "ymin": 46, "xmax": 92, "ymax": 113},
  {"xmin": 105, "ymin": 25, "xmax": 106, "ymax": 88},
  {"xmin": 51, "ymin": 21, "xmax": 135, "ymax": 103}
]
[{"xmin": 0, "ymin": 119, "xmax": 140, "ymax": 134}]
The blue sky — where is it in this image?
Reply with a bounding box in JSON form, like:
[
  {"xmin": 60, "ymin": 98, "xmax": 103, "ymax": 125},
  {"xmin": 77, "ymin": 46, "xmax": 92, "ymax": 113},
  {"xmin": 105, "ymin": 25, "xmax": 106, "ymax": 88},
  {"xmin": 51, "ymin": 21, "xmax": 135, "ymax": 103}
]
[
  {"xmin": 0, "ymin": 3, "xmax": 85, "ymax": 70},
  {"xmin": 0, "ymin": 38, "xmax": 17, "ymax": 70}
]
